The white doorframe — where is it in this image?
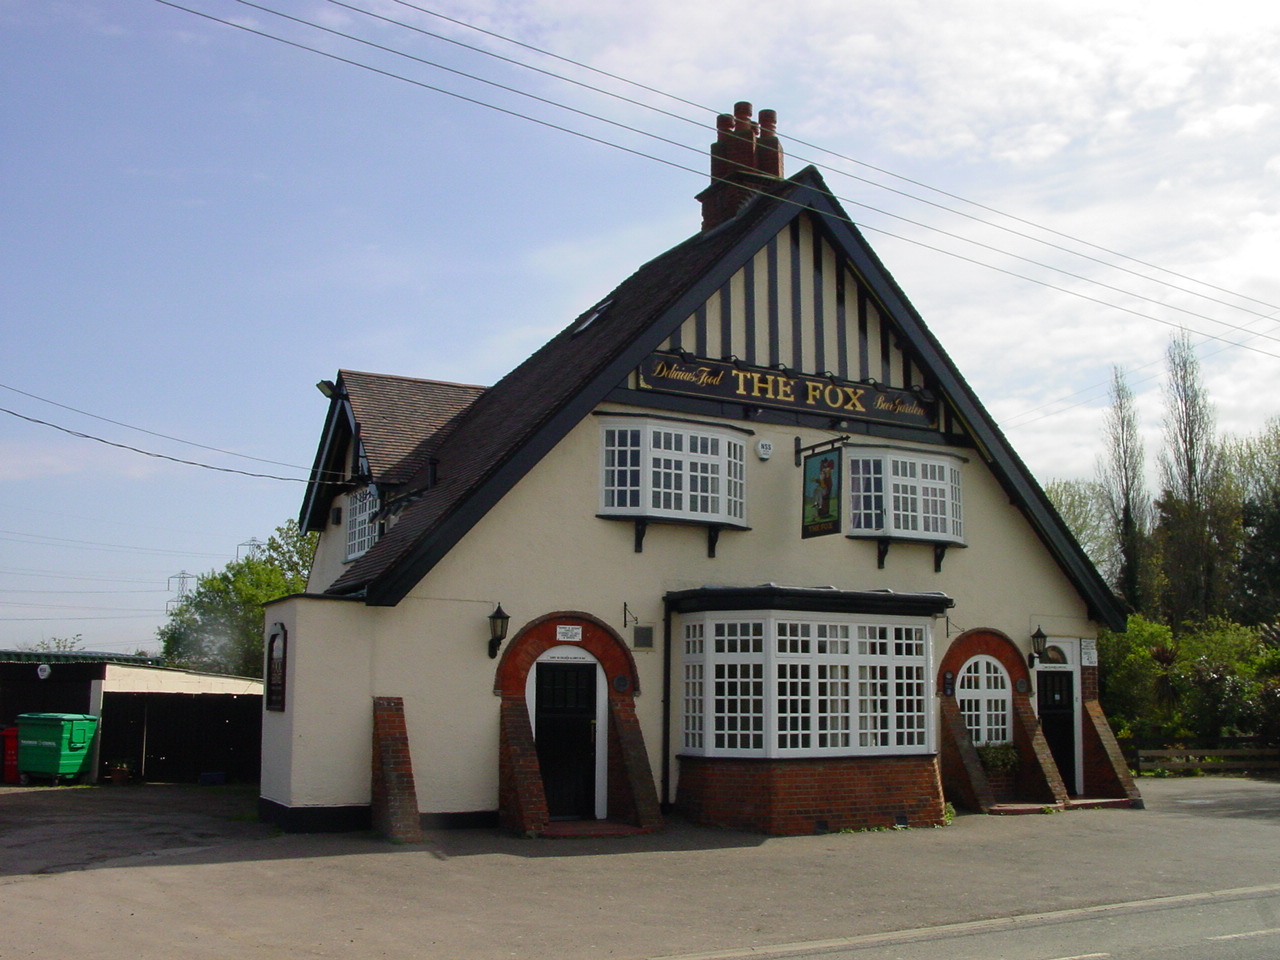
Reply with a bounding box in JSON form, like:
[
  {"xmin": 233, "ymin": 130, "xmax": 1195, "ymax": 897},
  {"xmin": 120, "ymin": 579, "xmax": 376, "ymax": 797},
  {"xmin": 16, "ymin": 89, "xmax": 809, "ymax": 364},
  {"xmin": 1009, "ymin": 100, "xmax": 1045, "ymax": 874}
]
[
  {"xmin": 1035, "ymin": 638, "xmax": 1082, "ymax": 795},
  {"xmin": 526, "ymin": 644, "xmax": 608, "ymax": 820}
]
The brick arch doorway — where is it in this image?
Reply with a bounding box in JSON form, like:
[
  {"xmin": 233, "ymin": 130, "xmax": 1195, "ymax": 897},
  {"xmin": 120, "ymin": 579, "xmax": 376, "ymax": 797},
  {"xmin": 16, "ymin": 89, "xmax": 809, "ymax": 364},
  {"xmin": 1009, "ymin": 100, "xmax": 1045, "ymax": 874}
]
[
  {"xmin": 494, "ymin": 612, "xmax": 662, "ymax": 835},
  {"xmin": 936, "ymin": 628, "xmax": 1067, "ymax": 811}
]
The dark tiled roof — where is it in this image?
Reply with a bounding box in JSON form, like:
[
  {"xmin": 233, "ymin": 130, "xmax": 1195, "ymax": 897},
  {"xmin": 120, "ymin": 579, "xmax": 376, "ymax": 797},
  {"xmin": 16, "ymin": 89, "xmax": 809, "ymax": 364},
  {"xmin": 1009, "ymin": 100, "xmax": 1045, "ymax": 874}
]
[
  {"xmin": 328, "ymin": 173, "xmax": 806, "ymax": 598},
  {"xmin": 316, "ymin": 166, "xmax": 1124, "ymax": 629},
  {"xmin": 339, "ymin": 370, "xmax": 484, "ymax": 487}
]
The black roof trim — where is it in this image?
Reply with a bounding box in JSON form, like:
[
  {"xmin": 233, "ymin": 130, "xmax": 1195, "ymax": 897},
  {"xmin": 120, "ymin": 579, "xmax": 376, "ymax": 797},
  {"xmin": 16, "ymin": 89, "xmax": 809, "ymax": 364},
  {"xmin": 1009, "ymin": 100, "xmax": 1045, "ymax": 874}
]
[
  {"xmin": 664, "ymin": 585, "xmax": 954, "ymax": 617},
  {"xmin": 798, "ymin": 184, "xmax": 1124, "ymax": 630},
  {"xmin": 346, "ymin": 166, "xmax": 1122, "ymax": 629}
]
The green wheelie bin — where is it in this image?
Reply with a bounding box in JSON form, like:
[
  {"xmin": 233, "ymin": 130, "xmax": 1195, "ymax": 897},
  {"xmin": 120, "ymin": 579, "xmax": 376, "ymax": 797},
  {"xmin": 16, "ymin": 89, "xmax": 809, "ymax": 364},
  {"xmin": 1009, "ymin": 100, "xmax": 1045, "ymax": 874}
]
[{"xmin": 16, "ymin": 713, "xmax": 99, "ymax": 785}]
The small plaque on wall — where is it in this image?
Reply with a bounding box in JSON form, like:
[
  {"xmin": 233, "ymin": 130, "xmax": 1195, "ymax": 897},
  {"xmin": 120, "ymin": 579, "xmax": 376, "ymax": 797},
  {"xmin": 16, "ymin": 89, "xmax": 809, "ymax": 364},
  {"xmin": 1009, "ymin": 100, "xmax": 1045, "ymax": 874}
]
[
  {"xmin": 556, "ymin": 625, "xmax": 583, "ymax": 643},
  {"xmin": 1081, "ymin": 637, "xmax": 1098, "ymax": 667}
]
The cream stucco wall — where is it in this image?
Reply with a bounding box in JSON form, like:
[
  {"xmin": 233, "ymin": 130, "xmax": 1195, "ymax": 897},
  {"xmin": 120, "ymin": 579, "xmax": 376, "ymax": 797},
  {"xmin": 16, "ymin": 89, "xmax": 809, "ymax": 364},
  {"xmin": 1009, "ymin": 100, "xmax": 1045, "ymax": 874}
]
[
  {"xmin": 260, "ymin": 596, "xmax": 373, "ymax": 808},
  {"xmin": 267, "ymin": 398, "xmax": 1097, "ymax": 816}
]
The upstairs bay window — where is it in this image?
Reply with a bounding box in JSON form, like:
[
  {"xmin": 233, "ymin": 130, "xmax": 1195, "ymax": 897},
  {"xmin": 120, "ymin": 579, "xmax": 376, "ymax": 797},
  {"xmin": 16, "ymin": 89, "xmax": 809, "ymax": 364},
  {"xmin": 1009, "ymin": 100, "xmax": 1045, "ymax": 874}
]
[
  {"xmin": 600, "ymin": 417, "xmax": 747, "ymax": 527},
  {"xmin": 848, "ymin": 448, "xmax": 963, "ymax": 544}
]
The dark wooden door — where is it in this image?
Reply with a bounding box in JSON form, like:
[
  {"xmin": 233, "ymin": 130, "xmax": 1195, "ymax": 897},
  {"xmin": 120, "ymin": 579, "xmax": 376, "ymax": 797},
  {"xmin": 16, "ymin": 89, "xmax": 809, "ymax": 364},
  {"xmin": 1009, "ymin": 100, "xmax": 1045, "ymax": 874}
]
[
  {"xmin": 535, "ymin": 662, "xmax": 597, "ymax": 820},
  {"xmin": 1037, "ymin": 670, "xmax": 1077, "ymax": 795}
]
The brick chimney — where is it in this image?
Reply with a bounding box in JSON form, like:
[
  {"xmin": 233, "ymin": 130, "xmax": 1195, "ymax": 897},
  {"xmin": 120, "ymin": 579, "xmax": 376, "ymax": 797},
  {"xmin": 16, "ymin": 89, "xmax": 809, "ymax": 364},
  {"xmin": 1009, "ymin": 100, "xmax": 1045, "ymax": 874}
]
[{"xmin": 697, "ymin": 102, "xmax": 785, "ymax": 231}]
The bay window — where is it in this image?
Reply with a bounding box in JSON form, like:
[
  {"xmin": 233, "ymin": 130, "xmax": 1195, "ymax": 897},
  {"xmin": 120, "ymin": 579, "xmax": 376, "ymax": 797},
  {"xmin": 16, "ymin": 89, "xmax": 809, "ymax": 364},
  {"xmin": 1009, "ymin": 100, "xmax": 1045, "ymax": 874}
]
[
  {"xmin": 848, "ymin": 448, "xmax": 963, "ymax": 543},
  {"xmin": 680, "ymin": 610, "xmax": 935, "ymax": 758},
  {"xmin": 600, "ymin": 417, "xmax": 747, "ymax": 527}
]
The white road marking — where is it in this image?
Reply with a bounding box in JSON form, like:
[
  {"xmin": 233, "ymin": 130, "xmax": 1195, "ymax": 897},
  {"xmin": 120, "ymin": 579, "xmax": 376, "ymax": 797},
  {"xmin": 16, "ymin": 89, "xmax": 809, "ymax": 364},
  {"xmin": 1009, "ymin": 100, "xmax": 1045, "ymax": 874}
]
[
  {"xmin": 1207, "ymin": 928, "xmax": 1280, "ymax": 941},
  {"xmin": 651, "ymin": 883, "xmax": 1280, "ymax": 960}
]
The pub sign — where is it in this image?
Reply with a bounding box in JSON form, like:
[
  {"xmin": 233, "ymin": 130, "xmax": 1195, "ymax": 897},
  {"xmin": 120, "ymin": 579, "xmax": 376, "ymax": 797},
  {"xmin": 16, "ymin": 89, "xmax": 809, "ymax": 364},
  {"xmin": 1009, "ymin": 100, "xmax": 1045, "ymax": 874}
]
[
  {"xmin": 637, "ymin": 352, "xmax": 936, "ymax": 429},
  {"xmin": 802, "ymin": 449, "xmax": 842, "ymax": 538}
]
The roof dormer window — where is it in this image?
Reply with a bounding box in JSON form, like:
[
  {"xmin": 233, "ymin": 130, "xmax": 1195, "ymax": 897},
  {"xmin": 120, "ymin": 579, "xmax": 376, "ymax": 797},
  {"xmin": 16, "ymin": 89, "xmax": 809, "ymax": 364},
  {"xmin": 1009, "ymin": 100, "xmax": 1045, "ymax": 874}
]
[{"xmin": 346, "ymin": 484, "xmax": 380, "ymax": 561}]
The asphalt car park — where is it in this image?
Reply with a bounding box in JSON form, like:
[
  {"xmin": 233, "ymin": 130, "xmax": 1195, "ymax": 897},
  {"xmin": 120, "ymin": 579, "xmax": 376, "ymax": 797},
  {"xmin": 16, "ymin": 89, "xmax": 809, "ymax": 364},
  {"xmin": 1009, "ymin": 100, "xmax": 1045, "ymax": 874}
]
[{"xmin": 2, "ymin": 777, "xmax": 1278, "ymax": 959}]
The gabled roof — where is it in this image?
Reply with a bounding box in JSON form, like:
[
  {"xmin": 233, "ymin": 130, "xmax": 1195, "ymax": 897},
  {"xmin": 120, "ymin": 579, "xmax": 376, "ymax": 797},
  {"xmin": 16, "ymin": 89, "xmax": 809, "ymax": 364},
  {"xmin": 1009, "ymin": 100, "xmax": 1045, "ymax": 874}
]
[
  {"xmin": 300, "ymin": 370, "xmax": 483, "ymax": 532},
  {"xmin": 316, "ymin": 167, "xmax": 1124, "ymax": 629}
]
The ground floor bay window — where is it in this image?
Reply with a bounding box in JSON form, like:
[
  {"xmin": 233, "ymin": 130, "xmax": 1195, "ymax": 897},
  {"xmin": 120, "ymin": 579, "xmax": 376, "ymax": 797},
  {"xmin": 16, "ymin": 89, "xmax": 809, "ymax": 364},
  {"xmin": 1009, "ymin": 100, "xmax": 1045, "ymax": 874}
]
[
  {"xmin": 680, "ymin": 613, "xmax": 933, "ymax": 757},
  {"xmin": 666, "ymin": 585, "xmax": 954, "ymax": 835}
]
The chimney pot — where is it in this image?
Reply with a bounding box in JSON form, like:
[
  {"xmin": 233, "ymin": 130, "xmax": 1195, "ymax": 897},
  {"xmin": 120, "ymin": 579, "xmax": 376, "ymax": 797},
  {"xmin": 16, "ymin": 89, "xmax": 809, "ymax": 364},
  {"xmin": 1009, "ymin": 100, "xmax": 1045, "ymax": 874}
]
[
  {"xmin": 756, "ymin": 108, "xmax": 783, "ymax": 178},
  {"xmin": 698, "ymin": 100, "xmax": 781, "ymax": 231}
]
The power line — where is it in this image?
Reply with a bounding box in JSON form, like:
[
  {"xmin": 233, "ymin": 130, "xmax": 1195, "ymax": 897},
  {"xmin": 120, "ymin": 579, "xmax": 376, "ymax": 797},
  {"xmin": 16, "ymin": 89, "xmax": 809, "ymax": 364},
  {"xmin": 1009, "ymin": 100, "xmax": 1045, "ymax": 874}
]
[
  {"xmin": 0, "ymin": 405, "xmax": 309, "ymax": 482},
  {"xmin": 0, "ymin": 601, "xmax": 163, "ymax": 613},
  {"xmin": 0, "ymin": 589, "xmax": 168, "ymax": 595},
  {"xmin": 0, "ymin": 530, "xmax": 227, "ymax": 559},
  {"xmin": 0, "ymin": 615, "xmax": 160, "ymax": 622},
  {"xmin": 0, "ymin": 567, "xmax": 172, "ymax": 584},
  {"xmin": 385, "ymin": 0, "xmax": 1280, "ymax": 321},
  {"xmin": 155, "ymin": 0, "xmax": 1280, "ymax": 364},
  {"xmin": 236, "ymin": 0, "xmax": 1280, "ymax": 345},
  {"xmin": 1001, "ymin": 311, "xmax": 1280, "ymax": 431},
  {"xmin": 0, "ymin": 379, "xmax": 315, "ymax": 472}
]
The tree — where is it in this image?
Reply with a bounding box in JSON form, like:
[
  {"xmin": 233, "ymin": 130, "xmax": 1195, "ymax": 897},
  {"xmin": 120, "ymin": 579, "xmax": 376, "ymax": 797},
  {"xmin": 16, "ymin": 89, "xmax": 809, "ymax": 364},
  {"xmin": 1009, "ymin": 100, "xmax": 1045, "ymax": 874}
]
[
  {"xmin": 1154, "ymin": 334, "xmax": 1240, "ymax": 625},
  {"xmin": 1229, "ymin": 418, "xmax": 1280, "ymax": 625},
  {"xmin": 1096, "ymin": 366, "xmax": 1152, "ymax": 613},
  {"xmin": 16, "ymin": 634, "xmax": 84, "ymax": 653},
  {"xmin": 1043, "ymin": 477, "xmax": 1111, "ymax": 575},
  {"xmin": 157, "ymin": 520, "xmax": 316, "ymax": 677}
]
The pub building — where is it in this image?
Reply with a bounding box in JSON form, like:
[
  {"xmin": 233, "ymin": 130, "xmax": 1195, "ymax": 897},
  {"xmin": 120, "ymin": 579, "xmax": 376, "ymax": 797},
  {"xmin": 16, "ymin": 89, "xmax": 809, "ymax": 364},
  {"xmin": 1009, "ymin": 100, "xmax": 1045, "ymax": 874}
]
[{"xmin": 260, "ymin": 103, "xmax": 1140, "ymax": 837}]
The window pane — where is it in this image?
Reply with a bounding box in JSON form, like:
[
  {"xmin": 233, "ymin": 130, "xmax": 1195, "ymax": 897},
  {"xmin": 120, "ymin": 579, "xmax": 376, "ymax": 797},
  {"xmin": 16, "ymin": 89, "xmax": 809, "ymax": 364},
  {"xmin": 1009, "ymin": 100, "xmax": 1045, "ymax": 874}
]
[
  {"xmin": 849, "ymin": 457, "xmax": 884, "ymax": 530},
  {"xmin": 346, "ymin": 486, "xmax": 379, "ymax": 560},
  {"xmin": 713, "ymin": 662, "xmax": 765, "ymax": 750},
  {"xmin": 959, "ymin": 656, "xmax": 1012, "ymax": 745}
]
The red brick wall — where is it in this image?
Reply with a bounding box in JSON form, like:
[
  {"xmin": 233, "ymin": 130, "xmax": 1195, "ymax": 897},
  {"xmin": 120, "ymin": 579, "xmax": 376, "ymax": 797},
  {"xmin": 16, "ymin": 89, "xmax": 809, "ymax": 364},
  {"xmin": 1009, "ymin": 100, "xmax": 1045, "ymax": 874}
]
[
  {"xmin": 1081, "ymin": 699, "xmax": 1142, "ymax": 803},
  {"xmin": 498, "ymin": 696, "xmax": 549, "ymax": 835},
  {"xmin": 494, "ymin": 612, "xmax": 661, "ymax": 834},
  {"xmin": 677, "ymin": 754, "xmax": 944, "ymax": 835},
  {"xmin": 936, "ymin": 629, "xmax": 1067, "ymax": 807},
  {"xmin": 371, "ymin": 696, "xmax": 423, "ymax": 843}
]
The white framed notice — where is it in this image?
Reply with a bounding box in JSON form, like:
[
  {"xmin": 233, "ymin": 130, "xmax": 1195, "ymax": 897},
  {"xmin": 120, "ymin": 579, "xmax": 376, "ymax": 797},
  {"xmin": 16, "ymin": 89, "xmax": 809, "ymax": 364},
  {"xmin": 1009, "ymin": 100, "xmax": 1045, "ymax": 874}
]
[
  {"xmin": 556, "ymin": 624, "xmax": 583, "ymax": 643},
  {"xmin": 1081, "ymin": 637, "xmax": 1098, "ymax": 667}
]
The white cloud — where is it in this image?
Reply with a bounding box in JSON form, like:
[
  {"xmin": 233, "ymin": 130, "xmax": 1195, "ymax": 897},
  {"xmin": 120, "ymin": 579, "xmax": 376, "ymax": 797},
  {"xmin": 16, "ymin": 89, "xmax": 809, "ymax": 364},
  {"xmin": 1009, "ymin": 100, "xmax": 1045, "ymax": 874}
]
[{"xmin": 1180, "ymin": 103, "xmax": 1273, "ymax": 139}]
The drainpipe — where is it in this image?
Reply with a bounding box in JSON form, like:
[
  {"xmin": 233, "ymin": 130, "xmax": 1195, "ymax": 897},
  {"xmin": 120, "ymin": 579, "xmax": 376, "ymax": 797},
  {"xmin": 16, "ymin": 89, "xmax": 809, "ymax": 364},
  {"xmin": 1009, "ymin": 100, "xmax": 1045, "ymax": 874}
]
[{"xmin": 660, "ymin": 598, "xmax": 673, "ymax": 809}]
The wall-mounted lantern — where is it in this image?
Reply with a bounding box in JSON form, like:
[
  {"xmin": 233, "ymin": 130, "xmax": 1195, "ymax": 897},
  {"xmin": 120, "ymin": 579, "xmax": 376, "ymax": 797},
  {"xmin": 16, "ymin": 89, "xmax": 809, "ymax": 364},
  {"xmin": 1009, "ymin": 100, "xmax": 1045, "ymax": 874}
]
[
  {"xmin": 488, "ymin": 604, "xmax": 510, "ymax": 659},
  {"xmin": 1028, "ymin": 625, "xmax": 1048, "ymax": 669}
]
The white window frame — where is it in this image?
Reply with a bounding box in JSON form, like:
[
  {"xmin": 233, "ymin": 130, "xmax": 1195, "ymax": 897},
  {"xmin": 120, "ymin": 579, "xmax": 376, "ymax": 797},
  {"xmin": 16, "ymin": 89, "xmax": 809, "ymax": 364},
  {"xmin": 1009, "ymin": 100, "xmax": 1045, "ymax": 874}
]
[
  {"xmin": 345, "ymin": 484, "xmax": 380, "ymax": 561},
  {"xmin": 958, "ymin": 655, "xmax": 1012, "ymax": 746},
  {"xmin": 846, "ymin": 447, "xmax": 963, "ymax": 544},
  {"xmin": 681, "ymin": 611, "xmax": 936, "ymax": 759},
  {"xmin": 599, "ymin": 417, "xmax": 747, "ymax": 527}
]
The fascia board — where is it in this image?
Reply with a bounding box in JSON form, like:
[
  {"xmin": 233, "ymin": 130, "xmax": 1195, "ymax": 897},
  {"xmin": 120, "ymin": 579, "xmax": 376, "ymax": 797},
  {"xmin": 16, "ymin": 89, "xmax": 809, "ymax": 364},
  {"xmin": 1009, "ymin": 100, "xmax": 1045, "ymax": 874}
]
[{"xmin": 299, "ymin": 396, "xmax": 358, "ymax": 532}]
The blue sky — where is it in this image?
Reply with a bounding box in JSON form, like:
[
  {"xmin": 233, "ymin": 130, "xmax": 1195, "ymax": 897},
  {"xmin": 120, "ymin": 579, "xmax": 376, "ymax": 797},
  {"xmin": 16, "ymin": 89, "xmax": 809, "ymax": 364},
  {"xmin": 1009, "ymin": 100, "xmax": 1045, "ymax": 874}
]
[{"xmin": 2, "ymin": 0, "xmax": 1278, "ymax": 653}]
